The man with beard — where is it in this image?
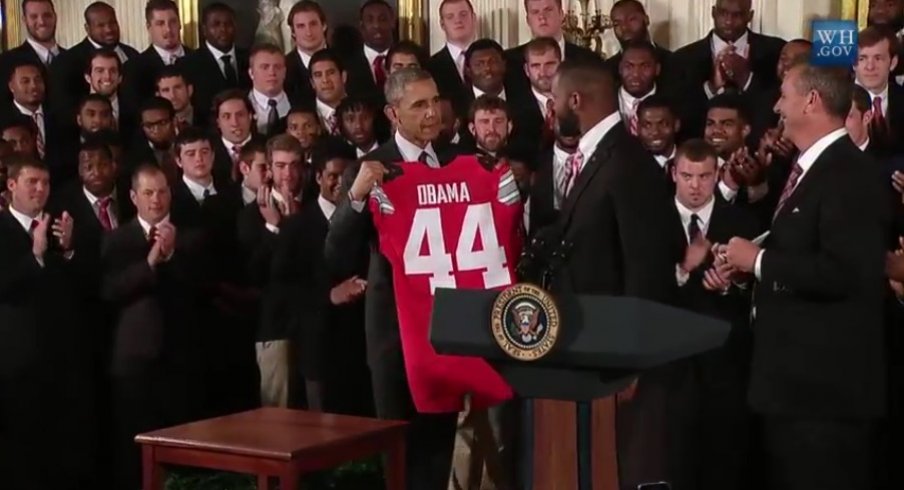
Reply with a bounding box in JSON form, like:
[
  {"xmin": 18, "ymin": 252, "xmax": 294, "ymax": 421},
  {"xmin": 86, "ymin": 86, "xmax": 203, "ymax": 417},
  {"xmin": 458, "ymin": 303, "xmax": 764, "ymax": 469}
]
[
  {"xmin": 2, "ymin": 59, "xmax": 63, "ymax": 180},
  {"xmin": 178, "ymin": 2, "xmax": 250, "ymax": 129},
  {"xmin": 605, "ymin": 0, "xmax": 673, "ymax": 81},
  {"xmin": 344, "ymin": 0, "xmax": 397, "ymax": 108},
  {"xmin": 0, "ymin": 0, "xmax": 64, "ymax": 103},
  {"xmin": 703, "ymin": 94, "xmax": 769, "ymax": 208},
  {"xmin": 49, "ymin": 2, "xmax": 138, "ymax": 125},
  {"xmin": 618, "ymin": 41, "xmax": 665, "ymax": 137},
  {"xmin": 637, "ymin": 94, "xmax": 680, "ymax": 177},
  {"xmin": 338, "ymin": 97, "xmax": 380, "ymax": 158},
  {"xmin": 458, "ymin": 39, "xmax": 510, "ymax": 150},
  {"xmin": 124, "ymin": 97, "xmax": 178, "ymax": 186},
  {"xmin": 57, "ymin": 95, "xmax": 116, "ymax": 184},
  {"xmin": 155, "ymin": 66, "xmax": 195, "ymax": 130},
  {"xmin": 468, "ymin": 95, "xmax": 511, "ymax": 159},
  {"xmin": 546, "ymin": 59, "xmax": 679, "ymax": 489},
  {"xmin": 869, "ymin": 0, "xmax": 904, "ymax": 84},
  {"xmin": 510, "ymin": 36, "xmax": 561, "ymax": 153},
  {"xmin": 528, "ymin": 116, "xmax": 580, "ymax": 235}
]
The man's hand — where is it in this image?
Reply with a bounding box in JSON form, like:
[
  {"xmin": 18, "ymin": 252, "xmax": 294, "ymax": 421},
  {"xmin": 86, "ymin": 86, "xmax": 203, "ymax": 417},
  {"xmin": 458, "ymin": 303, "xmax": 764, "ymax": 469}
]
[
  {"xmin": 720, "ymin": 49, "xmax": 752, "ymax": 89},
  {"xmin": 681, "ymin": 234, "xmax": 712, "ymax": 273},
  {"xmin": 724, "ymin": 236, "xmax": 761, "ymax": 273},
  {"xmin": 349, "ymin": 161, "xmax": 388, "ymax": 202},
  {"xmin": 147, "ymin": 237, "xmax": 164, "ymax": 268},
  {"xmin": 730, "ymin": 147, "xmax": 767, "ymax": 187},
  {"xmin": 708, "ymin": 50, "xmax": 728, "ymax": 94},
  {"xmin": 330, "ymin": 275, "xmax": 368, "ymax": 305},
  {"xmin": 156, "ymin": 222, "xmax": 176, "ymax": 259},
  {"xmin": 257, "ymin": 186, "xmax": 282, "ymax": 227},
  {"xmin": 31, "ymin": 213, "xmax": 50, "ymax": 259},
  {"xmin": 702, "ymin": 261, "xmax": 734, "ymax": 292},
  {"xmin": 52, "ymin": 211, "xmax": 74, "ymax": 251}
]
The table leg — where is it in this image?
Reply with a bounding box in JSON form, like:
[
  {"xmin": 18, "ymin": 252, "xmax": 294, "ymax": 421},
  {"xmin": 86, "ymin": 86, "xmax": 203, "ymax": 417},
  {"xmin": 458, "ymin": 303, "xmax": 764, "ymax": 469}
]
[
  {"xmin": 141, "ymin": 445, "xmax": 165, "ymax": 490},
  {"xmin": 385, "ymin": 434, "xmax": 407, "ymax": 490},
  {"xmin": 280, "ymin": 467, "xmax": 300, "ymax": 490},
  {"xmin": 257, "ymin": 474, "xmax": 271, "ymax": 490}
]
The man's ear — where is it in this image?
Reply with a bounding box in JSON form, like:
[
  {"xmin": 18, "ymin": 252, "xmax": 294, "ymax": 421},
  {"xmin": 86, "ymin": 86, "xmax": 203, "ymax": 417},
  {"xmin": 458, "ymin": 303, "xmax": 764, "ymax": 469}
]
[
  {"xmin": 468, "ymin": 121, "xmax": 476, "ymax": 137},
  {"xmin": 741, "ymin": 123, "xmax": 751, "ymax": 139}
]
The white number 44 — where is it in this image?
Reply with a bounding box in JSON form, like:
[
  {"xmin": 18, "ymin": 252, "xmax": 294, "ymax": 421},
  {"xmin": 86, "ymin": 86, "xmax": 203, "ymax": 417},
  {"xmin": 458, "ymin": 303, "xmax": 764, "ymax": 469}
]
[{"xmin": 403, "ymin": 203, "xmax": 510, "ymax": 293}]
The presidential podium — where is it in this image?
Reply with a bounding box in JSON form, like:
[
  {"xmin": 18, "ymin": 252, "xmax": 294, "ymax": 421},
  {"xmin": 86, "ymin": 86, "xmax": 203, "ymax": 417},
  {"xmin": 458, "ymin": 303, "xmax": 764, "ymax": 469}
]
[{"xmin": 430, "ymin": 287, "xmax": 729, "ymax": 490}]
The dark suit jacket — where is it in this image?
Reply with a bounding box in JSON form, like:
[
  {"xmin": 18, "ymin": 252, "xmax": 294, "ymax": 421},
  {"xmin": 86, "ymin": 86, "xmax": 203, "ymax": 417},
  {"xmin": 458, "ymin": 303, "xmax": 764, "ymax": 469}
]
[
  {"xmin": 177, "ymin": 45, "xmax": 251, "ymax": 127},
  {"xmin": 672, "ymin": 30, "xmax": 785, "ymax": 142},
  {"xmin": 122, "ymin": 45, "xmax": 194, "ymax": 117},
  {"xmin": 550, "ymin": 121, "xmax": 677, "ymax": 303},
  {"xmin": 429, "ymin": 46, "xmax": 468, "ymax": 115},
  {"xmin": 508, "ymin": 88, "xmax": 555, "ymax": 154},
  {"xmin": 603, "ymin": 43, "xmax": 674, "ymax": 83},
  {"xmin": 871, "ymin": 82, "xmax": 904, "ymax": 158},
  {"xmin": 749, "ymin": 135, "xmax": 888, "ymax": 418},
  {"xmin": 343, "ymin": 46, "xmax": 390, "ymax": 108},
  {"xmin": 0, "ymin": 104, "xmax": 67, "ymax": 183},
  {"xmin": 504, "ymin": 40, "xmax": 600, "ymax": 94},
  {"xmin": 0, "ymin": 41, "xmax": 65, "ymax": 104},
  {"xmin": 528, "ymin": 147, "xmax": 559, "ymax": 236},
  {"xmin": 284, "ymin": 49, "xmax": 316, "ymax": 104},
  {"xmin": 324, "ymin": 141, "xmax": 464, "ymax": 367},
  {"xmin": 235, "ymin": 202, "xmax": 282, "ymax": 342},
  {"xmin": 48, "ymin": 38, "xmax": 139, "ymax": 126}
]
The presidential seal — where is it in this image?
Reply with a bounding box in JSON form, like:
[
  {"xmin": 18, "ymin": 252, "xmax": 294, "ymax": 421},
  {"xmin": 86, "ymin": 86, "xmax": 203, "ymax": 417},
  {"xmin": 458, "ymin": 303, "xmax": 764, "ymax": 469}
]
[{"xmin": 491, "ymin": 283, "xmax": 560, "ymax": 361}]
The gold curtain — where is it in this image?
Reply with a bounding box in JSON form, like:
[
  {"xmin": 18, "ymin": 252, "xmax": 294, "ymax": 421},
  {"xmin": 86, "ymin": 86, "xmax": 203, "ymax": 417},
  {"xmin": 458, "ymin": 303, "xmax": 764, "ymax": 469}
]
[
  {"xmin": 399, "ymin": 0, "xmax": 427, "ymax": 45},
  {"xmin": 841, "ymin": 0, "xmax": 869, "ymax": 29}
]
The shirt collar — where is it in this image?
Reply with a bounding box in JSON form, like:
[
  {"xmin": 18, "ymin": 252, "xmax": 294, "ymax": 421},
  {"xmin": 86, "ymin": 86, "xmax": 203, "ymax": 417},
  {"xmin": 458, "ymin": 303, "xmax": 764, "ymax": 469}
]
[
  {"xmin": 796, "ymin": 127, "xmax": 848, "ymax": 174},
  {"xmin": 252, "ymin": 88, "xmax": 289, "ymax": 110},
  {"xmin": 619, "ymin": 84, "xmax": 656, "ymax": 111},
  {"xmin": 153, "ymin": 44, "xmax": 185, "ymax": 63},
  {"xmin": 654, "ymin": 146, "xmax": 676, "ymax": 168},
  {"xmin": 318, "ymin": 194, "xmax": 337, "ymax": 220},
  {"xmin": 271, "ymin": 189, "xmax": 301, "ymax": 206},
  {"xmin": 138, "ymin": 214, "xmax": 169, "ymax": 236},
  {"xmin": 578, "ymin": 111, "xmax": 622, "ymax": 159},
  {"xmin": 711, "ymin": 30, "xmax": 750, "ymax": 58},
  {"xmin": 13, "ymin": 101, "xmax": 42, "ymax": 117},
  {"xmin": 473, "ymin": 86, "xmax": 506, "ymax": 101},
  {"xmin": 25, "ymin": 37, "xmax": 58, "ymax": 62},
  {"xmin": 206, "ymin": 41, "xmax": 235, "ymax": 61},
  {"xmin": 297, "ymin": 46, "xmax": 325, "ymax": 69},
  {"xmin": 674, "ymin": 195, "xmax": 715, "ymax": 232},
  {"xmin": 356, "ymin": 141, "xmax": 379, "ymax": 158},
  {"xmin": 532, "ymin": 88, "xmax": 551, "ymax": 111},
  {"xmin": 395, "ymin": 131, "xmax": 438, "ymax": 166},
  {"xmin": 447, "ymin": 42, "xmax": 469, "ymax": 62},
  {"xmin": 83, "ymin": 187, "xmax": 114, "ymax": 206},
  {"xmin": 553, "ymin": 144, "xmax": 573, "ymax": 164},
  {"xmin": 182, "ymin": 175, "xmax": 217, "ymax": 202},
  {"xmin": 857, "ymin": 79, "xmax": 890, "ymax": 103},
  {"xmin": 364, "ymin": 44, "xmax": 389, "ymax": 66},
  {"xmin": 241, "ymin": 185, "xmax": 256, "ymax": 204},
  {"xmin": 222, "ymin": 134, "xmax": 252, "ymax": 149},
  {"xmin": 7, "ymin": 205, "xmax": 39, "ymax": 233},
  {"xmin": 858, "ymin": 137, "xmax": 870, "ymax": 152},
  {"xmin": 316, "ymin": 98, "xmax": 336, "ymax": 120},
  {"xmin": 556, "ymin": 36, "xmax": 566, "ymax": 60}
]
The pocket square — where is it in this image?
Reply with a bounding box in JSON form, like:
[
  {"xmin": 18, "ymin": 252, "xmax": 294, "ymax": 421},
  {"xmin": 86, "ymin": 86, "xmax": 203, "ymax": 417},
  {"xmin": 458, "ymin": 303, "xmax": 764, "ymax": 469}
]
[{"xmin": 791, "ymin": 207, "xmax": 800, "ymax": 213}]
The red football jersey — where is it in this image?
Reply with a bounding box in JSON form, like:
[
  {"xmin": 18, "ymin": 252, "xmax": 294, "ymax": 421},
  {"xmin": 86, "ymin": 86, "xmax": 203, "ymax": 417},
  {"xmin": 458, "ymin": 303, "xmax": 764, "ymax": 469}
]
[{"xmin": 370, "ymin": 155, "xmax": 522, "ymax": 413}]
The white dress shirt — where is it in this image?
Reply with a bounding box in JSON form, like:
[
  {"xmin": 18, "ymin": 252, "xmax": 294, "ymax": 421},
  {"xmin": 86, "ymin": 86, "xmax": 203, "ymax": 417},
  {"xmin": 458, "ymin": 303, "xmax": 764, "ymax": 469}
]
[
  {"xmin": 473, "ymin": 86, "xmax": 506, "ymax": 101},
  {"xmin": 88, "ymin": 37, "xmax": 128, "ymax": 63},
  {"xmin": 297, "ymin": 45, "xmax": 326, "ymax": 70},
  {"xmin": 356, "ymin": 141, "xmax": 380, "ymax": 158},
  {"xmin": 576, "ymin": 111, "xmax": 623, "ymax": 171},
  {"xmin": 396, "ymin": 131, "xmax": 439, "ymax": 167},
  {"xmin": 223, "ymin": 134, "xmax": 252, "ymax": 157},
  {"xmin": 364, "ymin": 45, "xmax": 389, "ymax": 81},
  {"xmin": 26, "ymin": 37, "xmax": 59, "ymax": 65},
  {"xmin": 754, "ymin": 127, "xmax": 848, "ymax": 279},
  {"xmin": 858, "ymin": 137, "xmax": 871, "ymax": 152},
  {"xmin": 250, "ymin": 89, "xmax": 291, "ymax": 134},
  {"xmin": 241, "ymin": 184, "xmax": 256, "ymax": 205},
  {"xmin": 675, "ymin": 196, "xmax": 715, "ymax": 285},
  {"xmin": 857, "ymin": 81, "xmax": 890, "ymax": 117},
  {"xmin": 83, "ymin": 187, "xmax": 119, "ymax": 229},
  {"xmin": 447, "ymin": 42, "xmax": 469, "ymax": 80},
  {"xmin": 618, "ymin": 85, "xmax": 657, "ymax": 123},
  {"xmin": 318, "ymin": 194, "xmax": 337, "ymax": 221},
  {"xmin": 153, "ymin": 44, "xmax": 186, "ymax": 65},
  {"xmin": 316, "ymin": 98, "xmax": 337, "ymax": 130},
  {"xmin": 14, "ymin": 101, "xmax": 45, "ymax": 143},
  {"xmin": 654, "ymin": 146, "xmax": 677, "ymax": 170},
  {"xmin": 705, "ymin": 31, "xmax": 753, "ymax": 98},
  {"xmin": 206, "ymin": 42, "xmax": 238, "ymax": 79},
  {"xmin": 138, "ymin": 214, "xmax": 170, "ymax": 236},
  {"xmin": 552, "ymin": 144, "xmax": 572, "ymax": 210},
  {"xmin": 533, "ymin": 88, "xmax": 552, "ymax": 118},
  {"xmin": 182, "ymin": 175, "xmax": 217, "ymax": 203},
  {"xmin": 8, "ymin": 205, "xmax": 38, "ymax": 234},
  {"xmin": 109, "ymin": 95, "xmax": 120, "ymax": 124}
]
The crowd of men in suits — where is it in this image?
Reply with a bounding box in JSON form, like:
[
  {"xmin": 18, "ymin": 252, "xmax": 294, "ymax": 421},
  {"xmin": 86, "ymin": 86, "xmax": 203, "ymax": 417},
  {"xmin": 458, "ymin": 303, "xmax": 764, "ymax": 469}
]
[{"xmin": 1, "ymin": 0, "xmax": 904, "ymax": 489}]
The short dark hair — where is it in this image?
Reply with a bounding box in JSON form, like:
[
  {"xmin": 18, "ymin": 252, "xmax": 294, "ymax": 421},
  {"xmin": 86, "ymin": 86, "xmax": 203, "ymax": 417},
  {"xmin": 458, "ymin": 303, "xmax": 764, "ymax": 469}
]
[
  {"xmin": 611, "ymin": 0, "xmax": 645, "ymax": 13},
  {"xmin": 707, "ymin": 93, "xmax": 750, "ymax": 124},
  {"xmin": 140, "ymin": 96, "xmax": 176, "ymax": 119},
  {"xmin": 790, "ymin": 63, "xmax": 854, "ymax": 120},
  {"xmin": 250, "ymin": 42, "xmax": 285, "ymax": 60},
  {"xmin": 556, "ymin": 59, "xmax": 616, "ymax": 104},
  {"xmin": 131, "ymin": 162, "xmax": 166, "ymax": 190},
  {"xmin": 311, "ymin": 139, "xmax": 355, "ymax": 174},
  {"xmin": 637, "ymin": 93, "xmax": 675, "ymax": 117},
  {"xmin": 6, "ymin": 152, "xmax": 47, "ymax": 181},
  {"xmin": 84, "ymin": 1, "xmax": 114, "ymax": 23},
  {"xmin": 288, "ymin": 0, "xmax": 326, "ymax": 26},
  {"xmin": 79, "ymin": 136, "xmax": 114, "ymax": 162},
  {"xmin": 78, "ymin": 93, "xmax": 113, "ymax": 113},
  {"xmin": 145, "ymin": 0, "xmax": 178, "ymax": 23},
  {"xmin": 468, "ymin": 94, "xmax": 510, "ymax": 123},
  {"xmin": 85, "ymin": 48, "xmax": 121, "ymax": 76},
  {"xmin": 287, "ymin": 104, "xmax": 320, "ymax": 121},
  {"xmin": 465, "ymin": 38, "xmax": 505, "ymax": 67},
  {"xmin": 787, "ymin": 38, "xmax": 813, "ymax": 49},
  {"xmin": 174, "ymin": 126, "xmax": 212, "ymax": 156},
  {"xmin": 82, "ymin": 129, "xmax": 121, "ymax": 154},
  {"xmin": 386, "ymin": 40, "xmax": 429, "ymax": 70},
  {"xmin": 238, "ymin": 138, "xmax": 267, "ymax": 165},
  {"xmin": 201, "ymin": 1, "xmax": 233, "ymax": 25},
  {"xmin": 7, "ymin": 58, "xmax": 43, "ymax": 84},
  {"xmin": 851, "ymin": 83, "xmax": 872, "ymax": 115},
  {"xmin": 211, "ymin": 88, "xmax": 253, "ymax": 121},
  {"xmin": 360, "ymin": 0, "xmax": 393, "ymax": 17},
  {"xmin": 858, "ymin": 25, "xmax": 899, "ymax": 57},
  {"xmin": 21, "ymin": 0, "xmax": 53, "ymax": 13},
  {"xmin": 0, "ymin": 116, "xmax": 37, "ymax": 137},
  {"xmin": 154, "ymin": 64, "xmax": 189, "ymax": 88},
  {"xmin": 620, "ymin": 40, "xmax": 658, "ymax": 61},
  {"xmin": 524, "ymin": 36, "xmax": 562, "ymax": 60},
  {"xmin": 310, "ymin": 49, "xmax": 345, "ymax": 73},
  {"xmin": 336, "ymin": 96, "xmax": 377, "ymax": 120},
  {"xmin": 675, "ymin": 138, "xmax": 718, "ymax": 167}
]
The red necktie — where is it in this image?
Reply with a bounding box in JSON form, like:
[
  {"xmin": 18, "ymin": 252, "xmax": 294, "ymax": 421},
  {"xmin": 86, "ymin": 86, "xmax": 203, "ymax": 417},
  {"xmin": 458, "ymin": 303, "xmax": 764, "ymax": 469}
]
[
  {"xmin": 629, "ymin": 99, "xmax": 640, "ymax": 136},
  {"xmin": 147, "ymin": 225, "xmax": 158, "ymax": 243},
  {"xmin": 564, "ymin": 151, "xmax": 584, "ymax": 197},
  {"xmin": 373, "ymin": 55, "xmax": 387, "ymax": 88},
  {"xmin": 871, "ymin": 96, "xmax": 888, "ymax": 135},
  {"xmin": 328, "ymin": 114, "xmax": 340, "ymax": 136},
  {"xmin": 33, "ymin": 112, "xmax": 45, "ymax": 158},
  {"xmin": 29, "ymin": 219, "xmax": 39, "ymax": 236},
  {"xmin": 97, "ymin": 197, "xmax": 113, "ymax": 231},
  {"xmin": 773, "ymin": 162, "xmax": 803, "ymax": 220}
]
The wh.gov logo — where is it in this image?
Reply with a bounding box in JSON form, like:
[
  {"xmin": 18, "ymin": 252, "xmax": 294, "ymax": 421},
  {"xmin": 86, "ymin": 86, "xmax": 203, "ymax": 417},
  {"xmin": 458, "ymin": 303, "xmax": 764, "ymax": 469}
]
[{"xmin": 811, "ymin": 20, "xmax": 858, "ymax": 66}]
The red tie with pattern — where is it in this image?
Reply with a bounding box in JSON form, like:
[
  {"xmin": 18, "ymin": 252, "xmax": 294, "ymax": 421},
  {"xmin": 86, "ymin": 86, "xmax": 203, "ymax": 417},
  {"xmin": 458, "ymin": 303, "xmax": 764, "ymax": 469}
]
[
  {"xmin": 33, "ymin": 112, "xmax": 45, "ymax": 158},
  {"xmin": 373, "ymin": 55, "xmax": 387, "ymax": 88},
  {"xmin": 97, "ymin": 197, "xmax": 113, "ymax": 231},
  {"xmin": 773, "ymin": 162, "xmax": 803, "ymax": 221},
  {"xmin": 629, "ymin": 99, "xmax": 640, "ymax": 136}
]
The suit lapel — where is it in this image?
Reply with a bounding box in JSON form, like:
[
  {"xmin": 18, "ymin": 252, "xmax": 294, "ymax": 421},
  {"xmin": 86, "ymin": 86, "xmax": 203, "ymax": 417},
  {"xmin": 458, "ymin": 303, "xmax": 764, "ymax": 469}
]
[
  {"xmin": 559, "ymin": 124, "xmax": 624, "ymax": 222},
  {"xmin": 0, "ymin": 209, "xmax": 32, "ymax": 246},
  {"xmin": 772, "ymin": 139, "xmax": 842, "ymax": 223}
]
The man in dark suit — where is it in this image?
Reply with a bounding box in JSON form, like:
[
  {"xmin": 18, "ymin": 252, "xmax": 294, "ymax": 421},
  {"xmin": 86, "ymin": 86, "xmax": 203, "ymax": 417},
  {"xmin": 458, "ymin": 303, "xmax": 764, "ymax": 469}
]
[
  {"xmin": 284, "ymin": 1, "xmax": 328, "ymax": 104},
  {"xmin": 0, "ymin": 0, "xmax": 64, "ymax": 104},
  {"xmin": 310, "ymin": 49, "xmax": 349, "ymax": 138},
  {"xmin": 76, "ymin": 50, "xmax": 126, "ymax": 134},
  {"xmin": 854, "ymin": 26, "xmax": 904, "ymax": 158},
  {"xmin": 211, "ymin": 89, "xmax": 255, "ymax": 186},
  {"xmin": 547, "ymin": 59, "xmax": 680, "ymax": 489},
  {"xmin": 505, "ymin": 0, "xmax": 599, "ymax": 93},
  {"xmin": 325, "ymin": 67, "xmax": 464, "ymax": 490},
  {"xmin": 604, "ymin": 0, "xmax": 673, "ymax": 80},
  {"xmin": 669, "ymin": 139, "xmax": 759, "ymax": 490},
  {"xmin": 456, "ymin": 39, "xmax": 512, "ymax": 148},
  {"xmin": 752, "ymin": 38, "xmax": 812, "ymax": 133},
  {"xmin": 848, "ymin": 84, "xmax": 882, "ymax": 158},
  {"xmin": 177, "ymin": 2, "xmax": 250, "ymax": 129},
  {"xmin": 248, "ymin": 44, "xmax": 296, "ymax": 138},
  {"xmin": 867, "ymin": 0, "xmax": 904, "ymax": 84},
  {"xmin": 527, "ymin": 122, "xmax": 580, "ymax": 236},
  {"xmin": 508, "ymin": 36, "xmax": 560, "ymax": 153},
  {"xmin": 0, "ymin": 115, "xmax": 39, "ymax": 158},
  {"xmin": 123, "ymin": 97, "xmax": 179, "ymax": 187},
  {"xmin": 636, "ymin": 94, "xmax": 680, "ymax": 175},
  {"xmin": 616, "ymin": 41, "xmax": 670, "ymax": 138},
  {"xmin": 122, "ymin": 0, "xmax": 193, "ymax": 116},
  {"xmin": 344, "ymin": 0, "xmax": 396, "ymax": 108},
  {"xmin": 719, "ymin": 62, "xmax": 888, "ymax": 490},
  {"xmin": 337, "ymin": 96, "xmax": 382, "ymax": 158},
  {"xmin": 672, "ymin": 0, "xmax": 785, "ymax": 141},
  {"xmin": 428, "ymin": 0, "xmax": 477, "ymax": 114},
  {"xmin": 56, "ymin": 95, "xmax": 116, "ymax": 196},
  {"xmin": 49, "ymin": 2, "xmax": 137, "ymax": 126},
  {"xmin": 155, "ymin": 65, "xmax": 195, "ymax": 131}
]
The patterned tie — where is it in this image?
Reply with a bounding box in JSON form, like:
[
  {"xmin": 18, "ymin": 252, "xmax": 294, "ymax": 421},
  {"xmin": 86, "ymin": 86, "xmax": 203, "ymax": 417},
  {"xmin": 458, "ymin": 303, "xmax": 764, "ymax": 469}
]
[
  {"xmin": 773, "ymin": 162, "xmax": 804, "ymax": 220},
  {"xmin": 267, "ymin": 99, "xmax": 279, "ymax": 134},
  {"xmin": 97, "ymin": 197, "xmax": 113, "ymax": 231},
  {"xmin": 221, "ymin": 54, "xmax": 238, "ymax": 86},
  {"xmin": 564, "ymin": 150, "xmax": 584, "ymax": 197},
  {"xmin": 33, "ymin": 112, "xmax": 45, "ymax": 158},
  {"xmin": 328, "ymin": 113, "xmax": 340, "ymax": 136},
  {"xmin": 373, "ymin": 55, "xmax": 387, "ymax": 88},
  {"xmin": 456, "ymin": 52, "xmax": 466, "ymax": 81},
  {"xmin": 629, "ymin": 99, "xmax": 640, "ymax": 136},
  {"xmin": 418, "ymin": 151, "xmax": 430, "ymax": 165}
]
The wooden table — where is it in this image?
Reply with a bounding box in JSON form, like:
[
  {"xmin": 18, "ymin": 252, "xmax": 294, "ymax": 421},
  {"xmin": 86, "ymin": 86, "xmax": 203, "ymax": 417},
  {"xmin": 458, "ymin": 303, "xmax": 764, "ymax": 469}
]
[{"xmin": 135, "ymin": 407, "xmax": 408, "ymax": 490}]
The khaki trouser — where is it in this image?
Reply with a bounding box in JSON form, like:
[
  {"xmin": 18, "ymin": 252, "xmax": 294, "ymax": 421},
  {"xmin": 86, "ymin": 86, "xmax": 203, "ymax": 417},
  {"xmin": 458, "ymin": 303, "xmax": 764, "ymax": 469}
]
[
  {"xmin": 448, "ymin": 399, "xmax": 509, "ymax": 490},
  {"xmin": 255, "ymin": 340, "xmax": 291, "ymax": 407}
]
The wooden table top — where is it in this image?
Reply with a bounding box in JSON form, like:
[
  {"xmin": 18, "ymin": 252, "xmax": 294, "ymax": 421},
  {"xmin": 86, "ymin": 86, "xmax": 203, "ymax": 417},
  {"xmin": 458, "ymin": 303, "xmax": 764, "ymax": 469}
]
[{"xmin": 135, "ymin": 408, "xmax": 408, "ymax": 461}]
